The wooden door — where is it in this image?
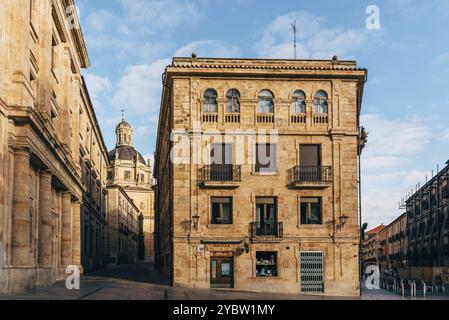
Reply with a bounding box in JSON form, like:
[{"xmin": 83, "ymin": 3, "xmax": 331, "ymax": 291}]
[{"xmin": 210, "ymin": 256, "xmax": 234, "ymax": 288}]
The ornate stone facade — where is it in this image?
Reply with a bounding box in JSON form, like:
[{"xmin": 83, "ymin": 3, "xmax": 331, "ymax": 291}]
[
  {"xmin": 154, "ymin": 57, "xmax": 367, "ymax": 296},
  {"xmin": 0, "ymin": 0, "xmax": 108, "ymax": 293},
  {"xmin": 107, "ymin": 119, "xmax": 154, "ymax": 261},
  {"xmin": 106, "ymin": 186, "xmax": 142, "ymax": 264}
]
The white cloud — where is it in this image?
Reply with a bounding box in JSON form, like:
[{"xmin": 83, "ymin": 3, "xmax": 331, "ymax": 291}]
[
  {"xmin": 362, "ymin": 156, "xmax": 404, "ymax": 171},
  {"xmin": 360, "ymin": 113, "xmax": 441, "ymax": 228},
  {"xmin": 112, "ymin": 39, "xmax": 242, "ymax": 120},
  {"xmin": 86, "ymin": 0, "xmax": 208, "ymax": 38},
  {"xmin": 85, "ymin": 9, "xmax": 117, "ymax": 33},
  {"xmin": 120, "ymin": 0, "xmax": 208, "ymax": 35},
  {"xmin": 433, "ymin": 52, "xmax": 449, "ymax": 65},
  {"xmin": 441, "ymin": 129, "xmax": 449, "ymax": 141},
  {"xmin": 174, "ymin": 40, "xmax": 241, "ymax": 58},
  {"xmin": 361, "ymin": 114, "xmax": 434, "ymax": 162},
  {"xmin": 112, "ymin": 58, "xmax": 170, "ymax": 118},
  {"xmin": 255, "ymin": 11, "xmax": 378, "ymax": 59},
  {"xmin": 83, "ymin": 72, "xmax": 112, "ymax": 97},
  {"xmin": 83, "ymin": 0, "xmax": 209, "ymax": 61},
  {"xmin": 102, "ymin": 39, "xmax": 242, "ymax": 152},
  {"xmin": 82, "ymin": 72, "xmax": 113, "ymax": 117},
  {"xmin": 362, "ymin": 169, "xmax": 431, "ymax": 229}
]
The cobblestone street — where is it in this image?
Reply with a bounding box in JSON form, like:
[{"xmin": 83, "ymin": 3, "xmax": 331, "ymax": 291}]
[{"xmin": 1, "ymin": 262, "xmax": 448, "ymax": 300}]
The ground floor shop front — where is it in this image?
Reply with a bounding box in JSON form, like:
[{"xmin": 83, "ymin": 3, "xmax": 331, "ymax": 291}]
[{"xmin": 170, "ymin": 239, "xmax": 360, "ymax": 297}]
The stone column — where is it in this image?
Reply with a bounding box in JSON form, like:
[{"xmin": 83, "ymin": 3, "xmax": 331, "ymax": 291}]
[
  {"xmin": 11, "ymin": 148, "xmax": 31, "ymax": 266},
  {"xmin": 60, "ymin": 192, "xmax": 72, "ymax": 267},
  {"xmin": 71, "ymin": 201, "xmax": 81, "ymax": 269},
  {"xmin": 38, "ymin": 171, "xmax": 52, "ymax": 267}
]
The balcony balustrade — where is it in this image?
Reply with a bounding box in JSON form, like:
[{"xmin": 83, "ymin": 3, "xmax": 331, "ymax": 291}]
[
  {"xmin": 313, "ymin": 113, "xmax": 328, "ymax": 124},
  {"xmin": 257, "ymin": 113, "xmax": 274, "ymax": 124},
  {"xmin": 291, "ymin": 114, "xmax": 306, "ymax": 124},
  {"xmin": 202, "ymin": 113, "xmax": 218, "ymax": 122},
  {"xmin": 225, "ymin": 113, "xmax": 240, "ymax": 123},
  {"xmin": 287, "ymin": 165, "xmax": 333, "ymax": 189},
  {"xmin": 199, "ymin": 164, "xmax": 241, "ymax": 188},
  {"xmin": 250, "ymin": 221, "xmax": 283, "ymax": 239}
]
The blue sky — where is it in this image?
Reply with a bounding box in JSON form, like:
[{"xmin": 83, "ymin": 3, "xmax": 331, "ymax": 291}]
[{"xmin": 76, "ymin": 0, "xmax": 449, "ymax": 229}]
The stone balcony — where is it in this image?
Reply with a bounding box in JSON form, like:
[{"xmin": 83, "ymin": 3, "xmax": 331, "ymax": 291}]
[{"xmin": 225, "ymin": 113, "xmax": 240, "ymax": 123}]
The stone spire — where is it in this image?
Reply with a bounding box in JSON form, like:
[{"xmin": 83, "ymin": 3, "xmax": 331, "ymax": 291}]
[{"xmin": 115, "ymin": 109, "xmax": 133, "ymax": 146}]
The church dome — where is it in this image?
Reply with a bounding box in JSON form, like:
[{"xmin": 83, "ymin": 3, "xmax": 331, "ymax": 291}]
[
  {"xmin": 110, "ymin": 116, "xmax": 146, "ymax": 165},
  {"xmin": 117, "ymin": 120, "xmax": 131, "ymax": 129},
  {"xmin": 108, "ymin": 145, "xmax": 146, "ymax": 165}
]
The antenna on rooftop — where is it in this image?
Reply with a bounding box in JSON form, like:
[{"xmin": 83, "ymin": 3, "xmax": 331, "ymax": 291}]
[{"xmin": 291, "ymin": 19, "xmax": 297, "ymax": 60}]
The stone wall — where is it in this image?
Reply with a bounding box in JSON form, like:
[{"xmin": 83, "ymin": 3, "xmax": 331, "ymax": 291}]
[
  {"xmin": 0, "ymin": 0, "xmax": 109, "ymax": 293},
  {"xmin": 106, "ymin": 186, "xmax": 140, "ymax": 264}
]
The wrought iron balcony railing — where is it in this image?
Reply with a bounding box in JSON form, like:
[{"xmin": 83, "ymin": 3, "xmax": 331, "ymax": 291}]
[
  {"xmin": 287, "ymin": 165, "xmax": 333, "ymax": 186},
  {"xmin": 200, "ymin": 164, "xmax": 241, "ymax": 183},
  {"xmin": 250, "ymin": 221, "xmax": 283, "ymax": 238}
]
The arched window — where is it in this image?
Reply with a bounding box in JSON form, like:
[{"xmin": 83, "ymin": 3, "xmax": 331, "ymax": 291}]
[
  {"xmin": 258, "ymin": 90, "xmax": 274, "ymax": 113},
  {"xmin": 292, "ymin": 90, "xmax": 306, "ymax": 113},
  {"xmin": 226, "ymin": 89, "xmax": 240, "ymax": 113},
  {"xmin": 203, "ymin": 88, "xmax": 218, "ymax": 112},
  {"xmin": 314, "ymin": 90, "xmax": 328, "ymax": 113}
]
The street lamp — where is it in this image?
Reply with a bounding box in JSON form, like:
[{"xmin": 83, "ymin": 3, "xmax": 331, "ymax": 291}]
[
  {"xmin": 244, "ymin": 241, "xmax": 250, "ymax": 253},
  {"xmin": 192, "ymin": 213, "xmax": 200, "ymax": 231},
  {"xmin": 337, "ymin": 214, "xmax": 349, "ymax": 231}
]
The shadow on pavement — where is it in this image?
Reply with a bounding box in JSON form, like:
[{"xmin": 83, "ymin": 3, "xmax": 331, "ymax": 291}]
[{"xmin": 85, "ymin": 261, "xmax": 169, "ymax": 286}]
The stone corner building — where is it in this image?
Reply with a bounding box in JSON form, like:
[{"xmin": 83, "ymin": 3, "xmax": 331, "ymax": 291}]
[
  {"xmin": 0, "ymin": 0, "xmax": 109, "ymax": 293},
  {"xmin": 154, "ymin": 57, "xmax": 367, "ymax": 296},
  {"xmin": 107, "ymin": 118, "xmax": 155, "ymax": 261}
]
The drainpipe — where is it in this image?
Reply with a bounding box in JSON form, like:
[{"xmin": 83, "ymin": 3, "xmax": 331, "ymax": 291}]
[
  {"xmin": 357, "ymin": 71, "xmax": 368, "ymax": 297},
  {"xmin": 358, "ymin": 139, "xmax": 363, "ymax": 296}
]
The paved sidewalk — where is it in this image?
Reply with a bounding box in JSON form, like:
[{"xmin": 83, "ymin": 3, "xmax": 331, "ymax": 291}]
[
  {"xmin": 0, "ymin": 277, "xmax": 350, "ymax": 300},
  {"xmin": 1, "ymin": 262, "xmax": 448, "ymax": 300},
  {"xmin": 0, "ymin": 262, "xmax": 351, "ymax": 300}
]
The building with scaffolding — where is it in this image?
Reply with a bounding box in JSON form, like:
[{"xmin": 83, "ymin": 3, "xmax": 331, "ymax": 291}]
[
  {"xmin": 404, "ymin": 161, "xmax": 449, "ymax": 270},
  {"xmin": 363, "ymin": 160, "xmax": 449, "ymax": 284}
]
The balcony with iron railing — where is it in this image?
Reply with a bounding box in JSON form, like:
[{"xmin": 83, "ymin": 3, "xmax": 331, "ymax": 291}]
[
  {"xmin": 250, "ymin": 221, "xmax": 283, "ymax": 240},
  {"xmin": 199, "ymin": 164, "xmax": 241, "ymax": 188},
  {"xmin": 287, "ymin": 165, "xmax": 333, "ymax": 189}
]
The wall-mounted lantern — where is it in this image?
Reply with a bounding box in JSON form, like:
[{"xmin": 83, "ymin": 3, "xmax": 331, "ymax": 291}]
[
  {"xmin": 337, "ymin": 214, "xmax": 349, "ymax": 230},
  {"xmin": 192, "ymin": 213, "xmax": 200, "ymax": 231}
]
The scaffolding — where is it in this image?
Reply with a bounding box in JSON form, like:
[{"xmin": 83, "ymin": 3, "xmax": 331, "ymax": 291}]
[{"xmin": 403, "ymin": 161, "xmax": 449, "ymax": 267}]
